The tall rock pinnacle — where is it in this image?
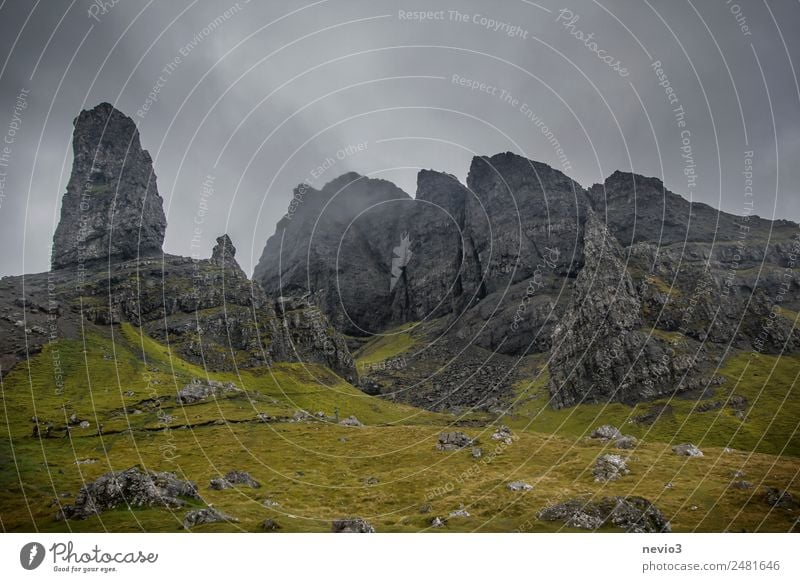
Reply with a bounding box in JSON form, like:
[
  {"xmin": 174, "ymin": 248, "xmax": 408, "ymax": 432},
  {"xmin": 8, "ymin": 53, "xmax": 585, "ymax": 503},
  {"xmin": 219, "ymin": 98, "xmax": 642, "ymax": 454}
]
[{"xmin": 51, "ymin": 102, "xmax": 167, "ymax": 269}]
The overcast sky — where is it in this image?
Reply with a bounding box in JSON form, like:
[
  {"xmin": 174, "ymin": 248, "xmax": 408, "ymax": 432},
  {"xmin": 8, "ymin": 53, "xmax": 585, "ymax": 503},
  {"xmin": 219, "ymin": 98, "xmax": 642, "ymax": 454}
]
[{"xmin": 0, "ymin": 0, "xmax": 798, "ymax": 277}]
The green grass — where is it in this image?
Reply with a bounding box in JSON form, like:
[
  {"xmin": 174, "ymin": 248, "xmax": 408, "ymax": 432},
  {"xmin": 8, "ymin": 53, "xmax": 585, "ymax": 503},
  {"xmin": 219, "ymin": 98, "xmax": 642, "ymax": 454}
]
[
  {"xmin": 1, "ymin": 323, "xmax": 798, "ymax": 533},
  {"xmin": 354, "ymin": 322, "xmax": 417, "ymax": 370},
  {"xmin": 507, "ymin": 353, "xmax": 800, "ymax": 457}
]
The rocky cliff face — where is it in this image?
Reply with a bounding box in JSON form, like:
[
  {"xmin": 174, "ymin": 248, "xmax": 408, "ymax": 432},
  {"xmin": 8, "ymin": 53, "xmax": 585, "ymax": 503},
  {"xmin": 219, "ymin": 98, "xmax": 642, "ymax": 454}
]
[
  {"xmin": 548, "ymin": 212, "xmax": 700, "ymax": 407},
  {"xmin": 254, "ymin": 152, "xmax": 587, "ymax": 349},
  {"xmin": 257, "ymin": 153, "xmax": 799, "ymax": 410},
  {"xmin": 51, "ymin": 103, "xmax": 167, "ymax": 269}
]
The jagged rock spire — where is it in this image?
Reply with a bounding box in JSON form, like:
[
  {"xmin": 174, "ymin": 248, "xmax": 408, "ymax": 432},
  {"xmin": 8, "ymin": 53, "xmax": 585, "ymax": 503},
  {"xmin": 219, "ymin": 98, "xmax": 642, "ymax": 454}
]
[
  {"xmin": 51, "ymin": 102, "xmax": 167, "ymax": 269},
  {"xmin": 211, "ymin": 234, "xmax": 245, "ymax": 277}
]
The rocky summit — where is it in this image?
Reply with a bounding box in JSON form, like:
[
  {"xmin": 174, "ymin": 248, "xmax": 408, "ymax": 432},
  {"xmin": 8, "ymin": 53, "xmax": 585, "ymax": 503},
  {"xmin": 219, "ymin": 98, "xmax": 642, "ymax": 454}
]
[{"xmin": 51, "ymin": 103, "xmax": 167, "ymax": 270}]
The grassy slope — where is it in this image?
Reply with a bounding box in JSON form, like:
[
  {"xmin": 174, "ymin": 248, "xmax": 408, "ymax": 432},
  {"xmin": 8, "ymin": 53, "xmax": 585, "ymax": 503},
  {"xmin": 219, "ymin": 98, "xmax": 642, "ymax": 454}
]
[
  {"xmin": 1, "ymin": 323, "xmax": 798, "ymax": 533},
  {"xmin": 508, "ymin": 352, "xmax": 800, "ymax": 457}
]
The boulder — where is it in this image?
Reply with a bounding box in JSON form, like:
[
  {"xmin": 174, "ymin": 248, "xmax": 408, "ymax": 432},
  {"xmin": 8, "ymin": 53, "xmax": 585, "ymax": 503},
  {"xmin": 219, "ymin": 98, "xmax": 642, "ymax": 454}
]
[
  {"xmin": 436, "ymin": 431, "xmax": 475, "ymax": 451},
  {"xmin": 491, "ymin": 425, "xmax": 514, "ymax": 444},
  {"xmin": 57, "ymin": 466, "xmax": 199, "ymax": 520},
  {"xmin": 223, "ymin": 470, "xmax": 261, "ymax": 489},
  {"xmin": 183, "ymin": 507, "xmax": 238, "ymax": 529},
  {"xmin": 339, "ymin": 415, "xmax": 363, "ymax": 427},
  {"xmin": 331, "ymin": 518, "xmax": 375, "ymax": 533},
  {"xmin": 260, "ymin": 518, "xmax": 281, "ymax": 531},
  {"xmin": 592, "ymin": 454, "xmax": 630, "ymax": 482},
  {"xmin": 507, "ymin": 481, "xmax": 534, "ymax": 491},
  {"xmin": 176, "ymin": 379, "xmax": 239, "ymax": 404},
  {"xmin": 209, "ymin": 478, "xmax": 231, "ymax": 491},
  {"xmin": 591, "ymin": 425, "xmax": 622, "ymax": 440},
  {"xmin": 538, "ymin": 496, "xmax": 671, "ymax": 532},
  {"xmin": 764, "ymin": 487, "xmax": 798, "ymax": 509},
  {"xmin": 672, "ymin": 443, "xmax": 704, "ymax": 457},
  {"xmin": 431, "ymin": 516, "xmax": 446, "ymax": 528},
  {"xmin": 615, "ymin": 435, "xmax": 638, "ymax": 450},
  {"xmin": 449, "ymin": 507, "xmax": 470, "ymax": 518}
]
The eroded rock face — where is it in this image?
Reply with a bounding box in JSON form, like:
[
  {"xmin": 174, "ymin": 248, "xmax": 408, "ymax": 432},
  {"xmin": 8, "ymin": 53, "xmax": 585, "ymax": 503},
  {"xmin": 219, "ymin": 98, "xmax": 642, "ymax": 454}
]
[
  {"xmin": 52, "ymin": 103, "xmax": 166, "ymax": 270},
  {"xmin": 549, "ymin": 211, "xmax": 700, "ymax": 407},
  {"xmin": 538, "ymin": 496, "xmax": 671, "ymax": 532},
  {"xmin": 57, "ymin": 467, "xmax": 199, "ymax": 520}
]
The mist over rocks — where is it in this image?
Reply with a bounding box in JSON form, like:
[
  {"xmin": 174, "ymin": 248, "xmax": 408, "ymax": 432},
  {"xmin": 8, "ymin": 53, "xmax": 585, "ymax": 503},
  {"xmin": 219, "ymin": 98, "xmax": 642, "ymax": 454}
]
[{"xmin": 51, "ymin": 103, "xmax": 167, "ymax": 270}]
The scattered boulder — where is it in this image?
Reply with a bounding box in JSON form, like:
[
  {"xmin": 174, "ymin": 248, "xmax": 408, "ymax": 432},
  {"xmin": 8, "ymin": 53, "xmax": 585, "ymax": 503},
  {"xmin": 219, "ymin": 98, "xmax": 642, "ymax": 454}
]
[
  {"xmin": 339, "ymin": 415, "xmax": 363, "ymax": 427},
  {"xmin": 449, "ymin": 506, "xmax": 470, "ymax": 518},
  {"xmin": 592, "ymin": 454, "xmax": 630, "ymax": 482},
  {"xmin": 436, "ymin": 431, "xmax": 475, "ymax": 451},
  {"xmin": 507, "ymin": 481, "xmax": 534, "ymax": 491},
  {"xmin": 615, "ymin": 435, "xmax": 638, "ymax": 450},
  {"xmin": 57, "ymin": 466, "xmax": 199, "ymax": 520},
  {"xmin": 183, "ymin": 506, "xmax": 238, "ymax": 529},
  {"xmin": 260, "ymin": 518, "xmax": 281, "ymax": 531},
  {"xmin": 332, "ymin": 517, "xmax": 375, "ymax": 533},
  {"xmin": 224, "ymin": 470, "xmax": 261, "ymax": 488},
  {"xmin": 538, "ymin": 496, "xmax": 671, "ymax": 532},
  {"xmin": 471, "ymin": 447, "xmax": 483, "ymax": 459},
  {"xmin": 78, "ymin": 421, "xmax": 90, "ymax": 429},
  {"xmin": 262, "ymin": 499, "xmax": 280, "ymax": 507},
  {"xmin": 292, "ymin": 409, "xmax": 311, "ymax": 422},
  {"xmin": 209, "ymin": 478, "xmax": 231, "ymax": 491},
  {"xmin": 176, "ymin": 379, "xmax": 239, "ymax": 405},
  {"xmin": 419, "ymin": 504, "xmax": 432, "ymax": 514},
  {"xmin": 590, "ymin": 425, "xmax": 622, "ymax": 440},
  {"xmin": 210, "ymin": 470, "xmax": 260, "ymax": 490},
  {"xmin": 491, "ymin": 425, "xmax": 514, "ymax": 444},
  {"xmin": 431, "ymin": 516, "xmax": 446, "ymax": 528},
  {"xmin": 672, "ymin": 443, "xmax": 703, "ymax": 457},
  {"xmin": 764, "ymin": 487, "xmax": 798, "ymax": 509},
  {"xmin": 728, "ymin": 395, "xmax": 748, "ymax": 411}
]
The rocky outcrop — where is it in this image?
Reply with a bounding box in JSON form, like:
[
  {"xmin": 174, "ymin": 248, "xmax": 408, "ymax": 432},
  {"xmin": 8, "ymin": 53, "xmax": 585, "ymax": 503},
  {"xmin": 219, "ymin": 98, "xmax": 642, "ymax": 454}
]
[
  {"xmin": 57, "ymin": 467, "xmax": 199, "ymax": 520},
  {"xmin": 549, "ymin": 211, "xmax": 700, "ymax": 407},
  {"xmin": 0, "ymin": 103, "xmax": 358, "ymax": 385},
  {"xmin": 51, "ymin": 103, "xmax": 166, "ymax": 269},
  {"xmin": 538, "ymin": 496, "xmax": 671, "ymax": 532},
  {"xmin": 210, "ymin": 234, "xmax": 246, "ymax": 279}
]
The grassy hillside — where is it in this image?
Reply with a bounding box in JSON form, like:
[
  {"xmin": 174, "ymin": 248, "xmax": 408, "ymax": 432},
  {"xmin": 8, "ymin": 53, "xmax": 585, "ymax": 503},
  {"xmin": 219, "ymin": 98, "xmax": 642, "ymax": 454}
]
[{"xmin": 1, "ymin": 322, "xmax": 798, "ymax": 532}]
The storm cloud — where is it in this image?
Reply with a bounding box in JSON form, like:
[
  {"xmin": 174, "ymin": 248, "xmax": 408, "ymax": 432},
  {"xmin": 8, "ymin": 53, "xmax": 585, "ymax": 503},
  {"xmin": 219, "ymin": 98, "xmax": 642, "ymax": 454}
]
[{"xmin": 0, "ymin": 0, "xmax": 798, "ymax": 277}]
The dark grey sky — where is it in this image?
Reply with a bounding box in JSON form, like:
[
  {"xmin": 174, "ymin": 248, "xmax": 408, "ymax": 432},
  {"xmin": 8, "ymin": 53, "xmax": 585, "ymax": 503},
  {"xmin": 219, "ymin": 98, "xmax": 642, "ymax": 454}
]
[{"xmin": 0, "ymin": 0, "xmax": 798, "ymax": 277}]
